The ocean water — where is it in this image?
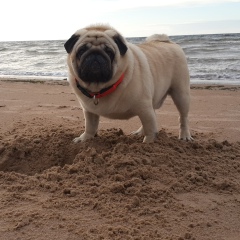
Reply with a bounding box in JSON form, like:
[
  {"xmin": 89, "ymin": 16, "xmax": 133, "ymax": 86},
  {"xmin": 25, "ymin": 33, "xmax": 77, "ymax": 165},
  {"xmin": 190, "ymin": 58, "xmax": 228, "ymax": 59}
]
[{"xmin": 0, "ymin": 33, "xmax": 240, "ymax": 85}]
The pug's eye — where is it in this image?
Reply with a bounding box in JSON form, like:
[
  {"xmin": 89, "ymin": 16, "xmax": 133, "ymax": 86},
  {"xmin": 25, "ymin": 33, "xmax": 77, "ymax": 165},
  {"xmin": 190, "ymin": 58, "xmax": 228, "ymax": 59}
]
[
  {"xmin": 105, "ymin": 46, "xmax": 115, "ymax": 62},
  {"xmin": 77, "ymin": 45, "xmax": 88, "ymax": 59}
]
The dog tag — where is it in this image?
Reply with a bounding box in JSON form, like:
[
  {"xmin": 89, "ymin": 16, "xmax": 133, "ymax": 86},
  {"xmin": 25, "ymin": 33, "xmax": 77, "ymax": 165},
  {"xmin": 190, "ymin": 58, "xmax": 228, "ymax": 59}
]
[{"xmin": 93, "ymin": 95, "xmax": 99, "ymax": 105}]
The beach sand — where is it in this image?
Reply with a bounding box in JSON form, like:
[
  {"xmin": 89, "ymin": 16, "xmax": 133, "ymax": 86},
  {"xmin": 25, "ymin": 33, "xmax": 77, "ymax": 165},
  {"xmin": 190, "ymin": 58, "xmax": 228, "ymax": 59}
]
[{"xmin": 0, "ymin": 79, "xmax": 240, "ymax": 239}]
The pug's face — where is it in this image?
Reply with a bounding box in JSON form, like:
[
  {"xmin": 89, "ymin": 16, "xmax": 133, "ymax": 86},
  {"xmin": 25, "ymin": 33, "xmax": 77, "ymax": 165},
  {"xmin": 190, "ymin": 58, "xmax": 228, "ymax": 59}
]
[{"xmin": 64, "ymin": 25, "xmax": 128, "ymax": 84}]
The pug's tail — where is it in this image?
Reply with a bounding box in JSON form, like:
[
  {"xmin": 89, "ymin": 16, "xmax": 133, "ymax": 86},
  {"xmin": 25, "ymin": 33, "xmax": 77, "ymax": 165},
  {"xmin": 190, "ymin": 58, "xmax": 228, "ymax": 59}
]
[{"xmin": 145, "ymin": 34, "xmax": 171, "ymax": 43}]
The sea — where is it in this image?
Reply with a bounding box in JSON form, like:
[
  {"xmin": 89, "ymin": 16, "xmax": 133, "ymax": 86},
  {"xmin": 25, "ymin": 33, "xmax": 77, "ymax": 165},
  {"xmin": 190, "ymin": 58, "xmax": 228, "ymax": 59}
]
[{"xmin": 0, "ymin": 33, "xmax": 240, "ymax": 85}]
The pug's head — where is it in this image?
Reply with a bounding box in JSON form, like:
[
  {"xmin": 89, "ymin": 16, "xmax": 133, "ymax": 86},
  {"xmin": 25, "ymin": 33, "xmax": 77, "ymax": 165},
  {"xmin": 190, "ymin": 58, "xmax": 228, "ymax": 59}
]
[{"xmin": 64, "ymin": 24, "xmax": 128, "ymax": 84}]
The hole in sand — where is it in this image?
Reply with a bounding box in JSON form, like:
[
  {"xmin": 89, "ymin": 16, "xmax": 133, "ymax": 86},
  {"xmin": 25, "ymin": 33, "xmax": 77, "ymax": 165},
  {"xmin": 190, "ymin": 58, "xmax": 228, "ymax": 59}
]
[{"xmin": 0, "ymin": 126, "xmax": 81, "ymax": 176}]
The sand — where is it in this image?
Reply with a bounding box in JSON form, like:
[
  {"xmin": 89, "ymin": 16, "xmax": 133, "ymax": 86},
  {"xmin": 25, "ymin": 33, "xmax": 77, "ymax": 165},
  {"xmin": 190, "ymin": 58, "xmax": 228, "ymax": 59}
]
[{"xmin": 0, "ymin": 79, "xmax": 240, "ymax": 240}]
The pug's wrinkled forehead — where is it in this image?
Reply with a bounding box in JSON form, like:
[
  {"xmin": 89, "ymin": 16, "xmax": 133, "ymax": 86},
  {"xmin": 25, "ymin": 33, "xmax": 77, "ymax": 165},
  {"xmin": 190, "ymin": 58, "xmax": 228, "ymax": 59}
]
[
  {"xmin": 75, "ymin": 26, "xmax": 119, "ymax": 45},
  {"xmin": 77, "ymin": 30, "xmax": 115, "ymax": 46},
  {"xmin": 64, "ymin": 25, "xmax": 128, "ymax": 56}
]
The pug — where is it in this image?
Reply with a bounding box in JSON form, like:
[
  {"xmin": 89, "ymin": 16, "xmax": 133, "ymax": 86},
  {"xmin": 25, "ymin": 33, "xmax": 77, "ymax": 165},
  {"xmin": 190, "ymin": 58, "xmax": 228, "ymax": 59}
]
[{"xmin": 64, "ymin": 24, "xmax": 193, "ymax": 143}]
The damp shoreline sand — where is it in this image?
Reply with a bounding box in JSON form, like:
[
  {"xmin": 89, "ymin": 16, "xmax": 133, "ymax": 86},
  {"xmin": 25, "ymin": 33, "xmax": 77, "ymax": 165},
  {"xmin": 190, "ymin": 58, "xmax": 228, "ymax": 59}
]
[{"xmin": 1, "ymin": 79, "xmax": 240, "ymax": 142}]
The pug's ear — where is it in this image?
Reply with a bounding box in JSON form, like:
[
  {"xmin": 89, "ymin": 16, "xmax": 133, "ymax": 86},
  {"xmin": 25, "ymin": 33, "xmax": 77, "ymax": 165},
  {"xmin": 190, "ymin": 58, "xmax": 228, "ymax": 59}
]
[
  {"xmin": 113, "ymin": 34, "xmax": 128, "ymax": 56},
  {"xmin": 64, "ymin": 34, "xmax": 80, "ymax": 53}
]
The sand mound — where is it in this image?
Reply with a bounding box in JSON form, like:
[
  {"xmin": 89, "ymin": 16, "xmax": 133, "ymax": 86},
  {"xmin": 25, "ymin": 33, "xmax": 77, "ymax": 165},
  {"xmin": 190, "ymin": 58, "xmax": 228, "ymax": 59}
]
[{"xmin": 1, "ymin": 125, "xmax": 240, "ymax": 239}]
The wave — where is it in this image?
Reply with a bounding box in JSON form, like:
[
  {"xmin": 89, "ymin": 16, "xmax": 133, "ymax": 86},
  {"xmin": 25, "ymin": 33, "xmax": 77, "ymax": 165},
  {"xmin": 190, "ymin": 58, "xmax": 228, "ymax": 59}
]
[
  {"xmin": 25, "ymin": 49, "xmax": 39, "ymax": 55},
  {"xmin": 0, "ymin": 70, "xmax": 67, "ymax": 77},
  {"xmin": 0, "ymin": 47, "xmax": 9, "ymax": 52},
  {"xmin": 25, "ymin": 49, "xmax": 63, "ymax": 55}
]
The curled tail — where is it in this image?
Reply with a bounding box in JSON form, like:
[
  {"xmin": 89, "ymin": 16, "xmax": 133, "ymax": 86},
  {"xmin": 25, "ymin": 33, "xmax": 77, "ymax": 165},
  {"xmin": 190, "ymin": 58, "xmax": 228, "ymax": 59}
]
[{"xmin": 146, "ymin": 34, "xmax": 171, "ymax": 43}]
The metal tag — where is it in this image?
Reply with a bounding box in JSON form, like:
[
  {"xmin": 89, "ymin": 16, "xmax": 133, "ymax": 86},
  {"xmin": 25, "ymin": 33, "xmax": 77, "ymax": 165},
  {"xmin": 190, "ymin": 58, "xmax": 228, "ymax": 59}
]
[{"xmin": 93, "ymin": 95, "xmax": 99, "ymax": 105}]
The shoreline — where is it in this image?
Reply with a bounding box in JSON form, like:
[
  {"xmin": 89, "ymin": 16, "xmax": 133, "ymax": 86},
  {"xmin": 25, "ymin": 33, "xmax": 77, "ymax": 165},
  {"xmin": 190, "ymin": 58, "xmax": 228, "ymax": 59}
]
[
  {"xmin": 1, "ymin": 76, "xmax": 240, "ymax": 92},
  {"xmin": 1, "ymin": 74, "xmax": 240, "ymax": 85},
  {"xmin": 0, "ymin": 75, "xmax": 67, "ymax": 82}
]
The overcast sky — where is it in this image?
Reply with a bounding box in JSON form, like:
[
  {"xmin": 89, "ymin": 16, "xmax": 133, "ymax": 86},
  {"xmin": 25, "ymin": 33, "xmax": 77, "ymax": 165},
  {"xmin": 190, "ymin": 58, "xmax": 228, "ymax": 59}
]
[{"xmin": 1, "ymin": 0, "xmax": 240, "ymax": 41}]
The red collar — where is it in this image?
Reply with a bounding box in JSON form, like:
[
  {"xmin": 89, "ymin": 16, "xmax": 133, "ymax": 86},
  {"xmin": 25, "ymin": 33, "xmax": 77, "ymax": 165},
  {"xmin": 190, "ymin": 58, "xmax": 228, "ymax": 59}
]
[{"xmin": 75, "ymin": 73, "xmax": 124, "ymax": 99}]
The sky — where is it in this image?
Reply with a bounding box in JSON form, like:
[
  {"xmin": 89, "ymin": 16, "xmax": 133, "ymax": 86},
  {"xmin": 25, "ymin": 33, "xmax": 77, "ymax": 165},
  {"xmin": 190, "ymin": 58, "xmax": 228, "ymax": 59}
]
[{"xmin": 1, "ymin": 0, "xmax": 240, "ymax": 41}]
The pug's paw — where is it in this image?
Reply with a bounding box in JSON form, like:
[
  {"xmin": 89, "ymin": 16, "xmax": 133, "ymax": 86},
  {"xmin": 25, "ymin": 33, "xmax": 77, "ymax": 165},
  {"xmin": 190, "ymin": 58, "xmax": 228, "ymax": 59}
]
[
  {"xmin": 179, "ymin": 129, "xmax": 194, "ymax": 141},
  {"xmin": 143, "ymin": 133, "xmax": 158, "ymax": 143},
  {"xmin": 130, "ymin": 126, "xmax": 144, "ymax": 137},
  {"xmin": 73, "ymin": 132, "xmax": 94, "ymax": 143}
]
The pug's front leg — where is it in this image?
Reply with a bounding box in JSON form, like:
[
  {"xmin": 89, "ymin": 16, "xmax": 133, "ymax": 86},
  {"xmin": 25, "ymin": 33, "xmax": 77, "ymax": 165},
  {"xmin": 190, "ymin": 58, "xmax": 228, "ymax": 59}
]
[
  {"xmin": 73, "ymin": 110, "xmax": 99, "ymax": 143},
  {"xmin": 138, "ymin": 109, "xmax": 158, "ymax": 143}
]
